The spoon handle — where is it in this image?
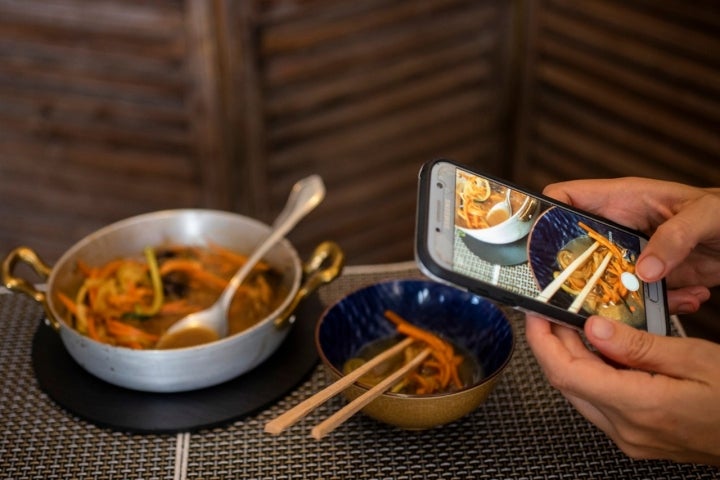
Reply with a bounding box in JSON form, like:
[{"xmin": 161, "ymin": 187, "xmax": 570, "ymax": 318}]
[{"xmin": 219, "ymin": 175, "xmax": 326, "ymax": 310}]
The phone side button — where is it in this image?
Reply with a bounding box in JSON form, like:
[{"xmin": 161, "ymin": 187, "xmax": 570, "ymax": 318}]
[{"xmin": 647, "ymin": 282, "xmax": 660, "ymax": 302}]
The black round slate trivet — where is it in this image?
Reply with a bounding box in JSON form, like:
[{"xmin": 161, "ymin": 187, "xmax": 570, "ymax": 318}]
[{"xmin": 31, "ymin": 294, "xmax": 322, "ymax": 434}]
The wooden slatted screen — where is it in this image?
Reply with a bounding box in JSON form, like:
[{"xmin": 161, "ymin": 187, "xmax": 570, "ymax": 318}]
[
  {"xmin": 0, "ymin": 0, "xmax": 228, "ymax": 263},
  {"xmin": 230, "ymin": 0, "xmax": 515, "ymax": 263},
  {"xmin": 515, "ymin": 0, "xmax": 720, "ymax": 189},
  {"xmin": 515, "ymin": 0, "xmax": 720, "ymax": 339},
  {"xmin": 2, "ymin": 0, "xmax": 717, "ymax": 338}
]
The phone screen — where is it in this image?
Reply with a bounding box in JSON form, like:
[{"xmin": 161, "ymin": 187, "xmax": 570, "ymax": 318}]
[{"xmin": 416, "ymin": 159, "xmax": 669, "ymax": 334}]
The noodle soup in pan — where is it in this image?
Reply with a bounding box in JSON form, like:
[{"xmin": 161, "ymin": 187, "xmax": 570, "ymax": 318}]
[
  {"xmin": 2, "ymin": 209, "xmax": 344, "ymax": 392},
  {"xmin": 58, "ymin": 244, "xmax": 289, "ymax": 350}
]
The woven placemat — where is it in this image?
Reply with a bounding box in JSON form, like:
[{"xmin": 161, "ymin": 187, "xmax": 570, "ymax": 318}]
[
  {"xmin": 0, "ymin": 292, "xmax": 177, "ymax": 479},
  {"xmin": 1, "ymin": 264, "xmax": 718, "ymax": 479},
  {"xmin": 454, "ymin": 232, "xmax": 539, "ymax": 298}
]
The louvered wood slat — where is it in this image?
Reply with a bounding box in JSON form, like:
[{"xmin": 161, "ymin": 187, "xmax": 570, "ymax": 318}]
[
  {"xmin": 265, "ymin": 33, "xmax": 495, "ymax": 117},
  {"xmin": 264, "ymin": 7, "xmax": 498, "ymax": 88},
  {"xmin": 262, "ymin": 0, "xmax": 478, "ymax": 53},
  {"xmin": 0, "ymin": 0, "xmax": 184, "ymax": 35},
  {"xmin": 269, "ymin": 61, "xmax": 494, "ymax": 145}
]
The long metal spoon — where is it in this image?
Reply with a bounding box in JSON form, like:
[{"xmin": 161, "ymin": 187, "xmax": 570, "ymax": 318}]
[{"xmin": 156, "ymin": 175, "xmax": 326, "ymax": 349}]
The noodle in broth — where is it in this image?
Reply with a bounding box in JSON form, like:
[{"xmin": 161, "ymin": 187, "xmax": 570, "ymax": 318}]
[{"xmin": 56, "ymin": 244, "xmax": 287, "ymax": 349}]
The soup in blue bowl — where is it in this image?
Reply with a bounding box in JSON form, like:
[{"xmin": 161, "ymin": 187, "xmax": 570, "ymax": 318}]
[{"xmin": 315, "ymin": 279, "xmax": 514, "ymax": 430}]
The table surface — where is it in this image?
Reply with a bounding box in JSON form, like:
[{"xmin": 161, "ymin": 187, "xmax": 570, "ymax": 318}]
[{"xmin": 1, "ymin": 262, "xmax": 718, "ymax": 480}]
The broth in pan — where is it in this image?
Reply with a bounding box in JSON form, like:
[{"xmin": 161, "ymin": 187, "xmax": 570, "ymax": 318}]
[{"xmin": 57, "ymin": 244, "xmax": 287, "ymax": 349}]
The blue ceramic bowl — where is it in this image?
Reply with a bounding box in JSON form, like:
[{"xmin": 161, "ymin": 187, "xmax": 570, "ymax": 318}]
[{"xmin": 316, "ymin": 279, "xmax": 514, "ymax": 429}]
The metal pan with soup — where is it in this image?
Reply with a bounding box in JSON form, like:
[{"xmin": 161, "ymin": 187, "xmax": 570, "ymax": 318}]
[{"xmin": 2, "ymin": 209, "xmax": 344, "ymax": 392}]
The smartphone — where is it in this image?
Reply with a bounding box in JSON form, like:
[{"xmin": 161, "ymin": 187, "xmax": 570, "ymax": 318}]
[{"xmin": 415, "ymin": 158, "xmax": 670, "ymax": 335}]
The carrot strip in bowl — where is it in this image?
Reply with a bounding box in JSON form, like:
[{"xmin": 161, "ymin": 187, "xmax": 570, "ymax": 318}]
[
  {"xmin": 384, "ymin": 310, "xmax": 451, "ymax": 355},
  {"xmin": 159, "ymin": 259, "xmax": 228, "ymax": 290},
  {"xmin": 382, "ymin": 310, "xmax": 465, "ymax": 393}
]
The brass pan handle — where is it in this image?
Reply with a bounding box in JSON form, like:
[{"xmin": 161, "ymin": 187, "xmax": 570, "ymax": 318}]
[
  {"xmin": 2, "ymin": 246, "xmax": 60, "ymax": 330},
  {"xmin": 274, "ymin": 241, "xmax": 345, "ymax": 329}
]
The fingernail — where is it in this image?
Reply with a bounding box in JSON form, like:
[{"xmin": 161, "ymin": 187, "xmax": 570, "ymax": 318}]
[
  {"xmin": 590, "ymin": 316, "xmax": 614, "ymax": 340},
  {"xmin": 637, "ymin": 255, "xmax": 665, "ymax": 281},
  {"xmin": 688, "ymin": 286, "xmax": 711, "ymax": 302},
  {"xmin": 676, "ymin": 303, "xmax": 696, "ymax": 315}
]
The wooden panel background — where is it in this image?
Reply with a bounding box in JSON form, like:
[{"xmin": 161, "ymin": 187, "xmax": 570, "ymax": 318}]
[
  {"xmin": 514, "ymin": 0, "xmax": 720, "ymax": 339},
  {"xmin": 0, "ymin": 0, "xmax": 717, "ymax": 338},
  {"xmin": 515, "ymin": 0, "xmax": 720, "ymax": 188},
  {"xmin": 0, "ymin": 0, "xmax": 514, "ymax": 268},
  {"xmin": 225, "ymin": 0, "xmax": 515, "ymax": 263},
  {"xmin": 0, "ymin": 0, "xmax": 229, "ymax": 264}
]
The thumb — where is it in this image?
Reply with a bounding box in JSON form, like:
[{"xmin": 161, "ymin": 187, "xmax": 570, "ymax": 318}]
[{"xmin": 584, "ymin": 316, "xmax": 708, "ymax": 379}]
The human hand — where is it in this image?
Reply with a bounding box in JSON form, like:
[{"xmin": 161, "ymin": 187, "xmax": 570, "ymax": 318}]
[
  {"xmin": 525, "ymin": 313, "xmax": 720, "ymax": 465},
  {"xmin": 525, "ymin": 176, "xmax": 720, "ymax": 464},
  {"xmin": 543, "ymin": 178, "xmax": 720, "ymax": 314}
]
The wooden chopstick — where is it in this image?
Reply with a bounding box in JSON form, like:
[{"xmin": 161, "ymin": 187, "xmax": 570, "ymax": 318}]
[
  {"xmin": 264, "ymin": 336, "xmax": 416, "ymax": 435},
  {"xmin": 535, "ymin": 241, "xmax": 600, "ymax": 303},
  {"xmin": 310, "ymin": 346, "xmax": 432, "ymax": 440},
  {"xmin": 568, "ymin": 251, "xmax": 613, "ymax": 314}
]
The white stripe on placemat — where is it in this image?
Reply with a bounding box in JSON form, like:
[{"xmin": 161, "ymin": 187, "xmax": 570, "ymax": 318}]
[{"xmin": 174, "ymin": 432, "xmax": 190, "ymax": 480}]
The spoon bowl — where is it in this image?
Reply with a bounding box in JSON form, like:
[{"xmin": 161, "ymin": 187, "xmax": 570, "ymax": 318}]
[
  {"xmin": 486, "ymin": 188, "xmax": 513, "ymax": 227},
  {"xmin": 156, "ymin": 175, "xmax": 326, "ymax": 349}
]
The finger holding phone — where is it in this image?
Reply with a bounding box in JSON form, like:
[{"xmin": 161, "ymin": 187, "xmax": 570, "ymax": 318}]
[
  {"xmin": 415, "ymin": 161, "xmax": 720, "ymax": 465},
  {"xmin": 525, "ymin": 177, "xmax": 720, "ymax": 466},
  {"xmin": 542, "ymin": 178, "xmax": 720, "ymax": 310}
]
